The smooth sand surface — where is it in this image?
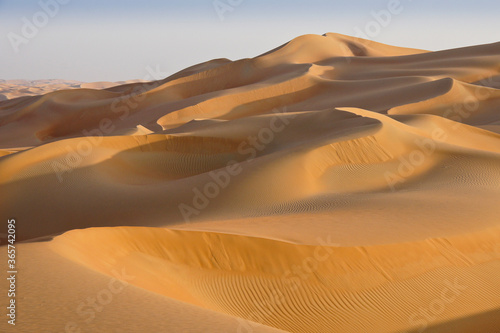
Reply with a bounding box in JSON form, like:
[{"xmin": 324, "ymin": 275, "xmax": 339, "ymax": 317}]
[{"xmin": 1, "ymin": 33, "xmax": 499, "ymax": 332}]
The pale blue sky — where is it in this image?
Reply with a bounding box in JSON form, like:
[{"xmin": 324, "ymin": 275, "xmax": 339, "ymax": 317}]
[{"xmin": 1, "ymin": 0, "xmax": 499, "ymax": 82}]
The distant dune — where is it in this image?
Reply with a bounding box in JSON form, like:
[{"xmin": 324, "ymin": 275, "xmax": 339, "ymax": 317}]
[
  {"xmin": 0, "ymin": 79, "xmax": 148, "ymax": 100},
  {"xmin": 0, "ymin": 33, "xmax": 499, "ymax": 333}
]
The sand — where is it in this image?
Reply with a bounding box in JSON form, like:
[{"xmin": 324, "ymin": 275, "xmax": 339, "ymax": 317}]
[
  {"xmin": 0, "ymin": 79, "xmax": 147, "ymax": 100},
  {"xmin": 0, "ymin": 33, "xmax": 499, "ymax": 332}
]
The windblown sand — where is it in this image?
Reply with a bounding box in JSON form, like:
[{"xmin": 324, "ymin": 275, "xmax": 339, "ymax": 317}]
[{"xmin": 1, "ymin": 33, "xmax": 499, "ymax": 332}]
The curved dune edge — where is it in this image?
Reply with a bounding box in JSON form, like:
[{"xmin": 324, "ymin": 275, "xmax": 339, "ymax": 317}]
[
  {"xmin": 1, "ymin": 33, "xmax": 500, "ymax": 332},
  {"xmin": 1, "ymin": 105, "xmax": 500, "ymax": 242},
  {"xmin": 50, "ymin": 226, "xmax": 500, "ymax": 333},
  {"xmin": 1, "ymin": 34, "xmax": 499, "ymax": 149},
  {"xmin": 4, "ymin": 242, "xmax": 286, "ymax": 333}
]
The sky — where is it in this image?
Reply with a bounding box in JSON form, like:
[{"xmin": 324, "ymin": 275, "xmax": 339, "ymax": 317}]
[{"xmin": 1, "ymin": 0, "xmax": 499, "ymax": 82}]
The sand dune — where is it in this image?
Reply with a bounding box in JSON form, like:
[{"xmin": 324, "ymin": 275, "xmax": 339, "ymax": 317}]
[
  {"xmin": 0, "ymin": 79, "xmax": 148, "ymax": 101},
  {"xmin": 8, "ymin": 242, "xmax": 286, "ymax": 333},
  {"xmin": 49, "ymin": 226, "xmax": 500, "ymax": 333},
  {"xmin": 1, "ymin": 33, "xmax": 499, "ymax": 332}
]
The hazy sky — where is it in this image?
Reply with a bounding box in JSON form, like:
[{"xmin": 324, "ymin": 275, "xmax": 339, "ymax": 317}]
[{"xmin": 1, "ymin": 0, "xmax": 499, "ymax": 82}]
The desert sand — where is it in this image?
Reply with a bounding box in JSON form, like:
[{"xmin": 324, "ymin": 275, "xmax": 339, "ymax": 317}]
[
  {"xmin": 0, "ymin": 33, "xmax": 499, "ymax": 332},
  {"xmin": 0, "ymin": 79, "xmax": 147, "ymax": 101}
]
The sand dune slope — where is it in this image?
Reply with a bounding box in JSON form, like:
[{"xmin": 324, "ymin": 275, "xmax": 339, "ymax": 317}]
[
  {"xmin": 1, "ymin": 33, "xmax": 500, "ymax": 332},
  {"xmin": 49, "ymin": 226, "xmax": 500, "ymax": 333},
  {"xmin": 0, "ymin": 242, "xmax": 286, "ymax": 333}
]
